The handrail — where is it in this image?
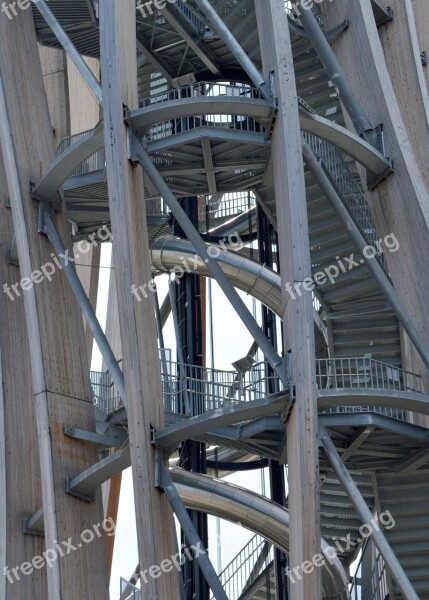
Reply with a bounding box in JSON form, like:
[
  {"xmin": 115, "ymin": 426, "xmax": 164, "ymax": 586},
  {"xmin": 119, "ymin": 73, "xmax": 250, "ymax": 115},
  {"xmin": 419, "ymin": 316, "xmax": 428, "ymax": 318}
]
[
  {"xmin": 349, "ymin": 539, "xmax": 389, "ymax": 600},
  {"xmin": 139, "ymin": 81, "xmax": 264, "ymax": 108},
  {"xmin": 91, "ymin": 355, "xmax": 422, "ymax": 422},
  {"xmin": 302, "ymin": 130, "xmax": 385, "ymax": 259},
  {"xmin": 315, "ymin": 357, "xmax": 422, "ymax": 394},
  {"xmin": 212, "ymin": 534, "xmax": 273, "ymax": 600}
]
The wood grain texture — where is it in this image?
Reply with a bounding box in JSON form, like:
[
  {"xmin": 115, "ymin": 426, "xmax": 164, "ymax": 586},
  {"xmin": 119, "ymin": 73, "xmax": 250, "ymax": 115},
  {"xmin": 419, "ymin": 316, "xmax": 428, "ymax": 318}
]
[
  {"xmin": 377, "ymin": 0, "xmax": 429, "ymax": 194},
  {"xmin": 411, "ymin": 0, "xmax": 429, "ymax": 92},
  {"xmin": 320, "ymin": 0, "xmax": 429, "ymax": 388},
  {"xmin": 100, "ymin": 1, "xmax": 180, "ymax": 596},
  {"xmin": 0, "ymin": 149, "xmax": 47, "ymax": 599},
  {"xmin": 256, "ymin": 1, "xmax": 322, "ymax": 597},
  {"xmin": 0, "ymin": 10, "xmax": 108, "ymax": 599}
]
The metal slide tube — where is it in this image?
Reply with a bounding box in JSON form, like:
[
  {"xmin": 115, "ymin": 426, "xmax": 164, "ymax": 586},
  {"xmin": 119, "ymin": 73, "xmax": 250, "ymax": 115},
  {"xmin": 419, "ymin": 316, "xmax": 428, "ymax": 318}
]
[
  {"xmin": 320, "ymin": 427, "xmax": 419, "ymax": 600},
  {"xmin": 302, "ymin": 143, "xmax": 429, "ymax": 370},
  {"xmin": 159, "ymin": 462, "xmax": 229, "ymax": 600},
  {"xmin": 193, "ymin": 0, "xmax": 269, "ymax": 98},
  {"xmin": 34, "ymin": 0, "xmax": 102, "ymax": 104},
  {"xmin": 43, "ymin": 213, "xmax": 127, "ymax": 405},
  {"xmin": 150, "ymin": 236, "xmax": 328, "ymax": 352},
  {"xmin": 172, "ymin": 468, "xmax": 350, "ymax": 600},
  {"xmin": 298, "ymin": 8, "xmax": 377, "ymax": 146},
  {"xmin": 132, "ymin": 139, "xmax": 288, "ymax": 384}
]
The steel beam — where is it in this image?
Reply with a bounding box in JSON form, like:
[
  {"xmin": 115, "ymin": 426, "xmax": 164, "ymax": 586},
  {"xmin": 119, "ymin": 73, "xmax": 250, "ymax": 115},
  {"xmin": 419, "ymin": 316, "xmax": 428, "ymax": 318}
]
[
  {"xmin": 66, "ymin": 445, "xmax": 131, "ymax": 502},
  {"xmin": 158, "ymin": 459, "xmax": 229, "ymax": 600},
  {"xmin": 298, "ymin": 7, "xmax": 378, "ymax": 148},
  {"xmin": 320, "ymin": 427, "xmax": 419, "ymax": 600},
  {"xmin": 155, "ymin": 392, "xmax": 289, "ymax": 450},
  {"xmin": 40, "ymin": 209, "xmax": 127, "ymax": 405}
]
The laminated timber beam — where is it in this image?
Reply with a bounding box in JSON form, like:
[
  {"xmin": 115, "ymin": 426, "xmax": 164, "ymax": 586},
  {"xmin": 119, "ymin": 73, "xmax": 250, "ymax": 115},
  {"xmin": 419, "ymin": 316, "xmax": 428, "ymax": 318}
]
[
  {"xmin": 99, "ymin": 0, "xmax": 180, "ymax": 596},
  {"xmin": 0, "ymin": 149, "xmax": 47, "ymax": 598},
  {"xmin": 255, "ymin": 1, "xmax": 322, "ymax": 598},
  {"xmin": 0, "ymin": 11, "xmax": 108, "ymax": 600}
]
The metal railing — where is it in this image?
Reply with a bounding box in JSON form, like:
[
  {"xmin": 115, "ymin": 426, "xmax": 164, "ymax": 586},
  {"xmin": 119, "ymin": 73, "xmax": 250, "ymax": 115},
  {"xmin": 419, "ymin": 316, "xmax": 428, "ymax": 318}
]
[
  {"xmin": 200, "ymin": 191, "xmax": 256, "ymax": 221},
  {"xmin": 316, "ymin": 357, "xmax": 422, "ymax": 394},
  {"xmin": 90, "ymin": 370, "xmax": 121, "ymax": 422},
  {"xmin": 302, "ymin": 130, "xmax": 385, "ymax": 261},
  {"xmin": 119, "ymin": 577, "xmax": 140, "ymax": 600},
  {"xmin": 91, "ymin": 355, "xmax": 422, "ymax": 421},
  {"xmin": 162, "ymin": 358, "xmax": 287, "ymax": 416},
  {"xmin": 215, "ymin": 534, "xmax": 274, "ymax": 600},
  {"xmin": 56, "ymin": 129, "xmax": 105, "ymax": 178},
  {"xmin": 146, "ymin": 113, "xmax": 265, "ymax": 143},
  {"xmin": 90, "ymin": 356, "xmax": 287, "ymax": 420},
  {"xmin": 175, "ymin": 0, "xmax": 205, "ymax": 34},
  {"xmin": 139, "ymin": 81, "xmax": 264, "ymax": 108},
  {"xmin": 349, "ymin": 540, "xmax": 389, "ymax": 600}
]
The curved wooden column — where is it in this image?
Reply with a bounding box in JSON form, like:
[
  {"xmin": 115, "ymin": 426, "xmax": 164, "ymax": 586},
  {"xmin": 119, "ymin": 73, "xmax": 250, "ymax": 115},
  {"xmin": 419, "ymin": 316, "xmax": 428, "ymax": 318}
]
[
  {"xmin": 411, "ymin": 0, "xmax": 429, "ymax": 92},
  {"xmin": 376, "ymin": 0, "xmax": 429, "ymax": 194},
  {"xmin": 0, "ymin": 10, "xmax": 109, "ymax": 599},
  {"xmin": 320, "ymin": 0, "xmax": 429, "ymax": 387}
]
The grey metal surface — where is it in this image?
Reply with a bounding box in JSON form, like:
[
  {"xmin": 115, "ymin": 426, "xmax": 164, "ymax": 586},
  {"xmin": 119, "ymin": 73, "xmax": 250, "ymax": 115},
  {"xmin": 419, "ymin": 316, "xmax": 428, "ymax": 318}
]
[{"xmin": 171, "ymin": 468, "xmax": 350, "ymax": 600}]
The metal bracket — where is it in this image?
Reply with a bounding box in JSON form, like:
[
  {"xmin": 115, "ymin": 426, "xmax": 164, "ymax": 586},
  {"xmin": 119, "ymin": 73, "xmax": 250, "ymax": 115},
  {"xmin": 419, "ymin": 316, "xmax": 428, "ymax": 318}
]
[
  {"xmin": 6, "ymin": 234, "xmax": 19, "ymax": 266},
  {"xmin": 64, "ymin": 478, "xmax": 95, "ymax": 503},
  {"xmin": 371, "ymin": 1, "xmax": 393, "ymax": 27},
  {"xmin": 63, "ymin": 425, "xmax": 128, "ymax": 448},
  {"xmin": 37, "ymin": 203, "xmax": 52, "ymax": 236}
]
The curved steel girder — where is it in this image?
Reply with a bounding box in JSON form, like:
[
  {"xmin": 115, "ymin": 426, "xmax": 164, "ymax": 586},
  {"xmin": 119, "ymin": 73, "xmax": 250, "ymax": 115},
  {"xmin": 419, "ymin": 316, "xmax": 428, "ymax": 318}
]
[
  {"xmin": 33, "ymin": 104, "xmax": 391, "ymax": 201},
  {"xmin": 32, "ymin": 122, "xmax": 104, "ymax": 201},
  {"xmin": 172, "ymin": 469, "xmax": 350, "ymax": 600},
  {"xmin": 154, "ymin": 392, "xmax": 290, "ymax": 450},
  {"xmin": 300, "ymin": 112, "xmax": 392, "ymax": 179},
  {"xmin": 128, "ymin": 96, "xmax": 275, "ymax": 134},
  {"xmin": 319, "ymin": 388, "xmax": 429, "ymax": 415}
]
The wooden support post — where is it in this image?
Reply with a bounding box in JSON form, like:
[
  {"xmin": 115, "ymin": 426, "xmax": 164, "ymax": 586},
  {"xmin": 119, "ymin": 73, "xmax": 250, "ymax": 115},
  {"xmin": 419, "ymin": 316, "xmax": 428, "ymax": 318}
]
[
  {"xmin": 100, "ymin": 1, "xmax": 180, "ymax": 596},
  {"xmin": 0, "ymin": 148, "xmax": 48, "ymax": 599},
  {"xmin": 255, "ymin": 2, "xmax": 322, "ymax": 598},
  {"xmin": 0, "ymin": 11, "xmax": 109, "ymax": 599}
]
